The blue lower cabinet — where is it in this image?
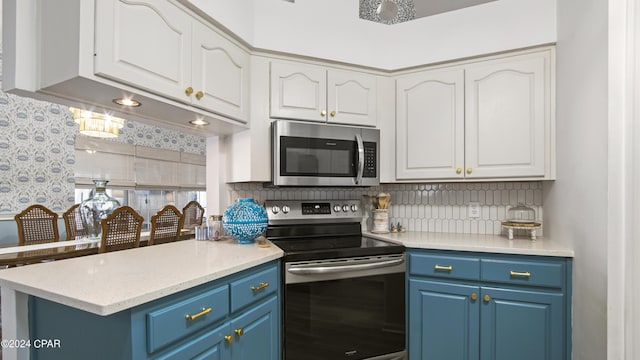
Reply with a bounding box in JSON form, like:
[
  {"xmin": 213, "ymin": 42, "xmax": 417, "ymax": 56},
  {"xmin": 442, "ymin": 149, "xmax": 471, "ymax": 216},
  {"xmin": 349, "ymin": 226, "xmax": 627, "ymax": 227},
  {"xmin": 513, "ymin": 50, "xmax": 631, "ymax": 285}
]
[
  {"xmin": 408, "ymin": 250, "xmax": 571, "ymax": 360},
  {"xmin": 230, "ymin": 297, "xmax": 279, "ymax": 360},
  {"xmin": 28, "ymin": 261, "xmax": 280, "ymax": 360},
  {"xmin": 480, "ymin": 287, "xmax": 564, "ymax": 360},
  {"xmin": 409, "ymin": 279, "xmax": 479, "ymax": 360},
  {"xmin": 155, "ymin": 322, "xmax": 230, "ymax": 360}
]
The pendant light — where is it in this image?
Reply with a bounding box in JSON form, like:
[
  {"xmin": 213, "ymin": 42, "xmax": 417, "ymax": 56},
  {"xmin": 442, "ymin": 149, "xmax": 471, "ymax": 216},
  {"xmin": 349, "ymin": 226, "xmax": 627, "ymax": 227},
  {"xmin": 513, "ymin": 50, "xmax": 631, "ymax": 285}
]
[
  {"xmin": 69, "ymin": 107, "xmax": 126, "ymax": 139},
  {"xmin": 377, "ymin": 0, "xmax": 398, "ymax": 21}
]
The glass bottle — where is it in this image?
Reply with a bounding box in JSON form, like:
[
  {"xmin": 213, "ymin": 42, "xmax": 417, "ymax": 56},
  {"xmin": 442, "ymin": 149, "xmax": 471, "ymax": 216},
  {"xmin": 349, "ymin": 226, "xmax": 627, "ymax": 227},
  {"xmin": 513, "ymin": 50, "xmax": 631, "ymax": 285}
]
[{"xmin": 79, "ymin": 180, "xmax": 121, "ymax": 240}]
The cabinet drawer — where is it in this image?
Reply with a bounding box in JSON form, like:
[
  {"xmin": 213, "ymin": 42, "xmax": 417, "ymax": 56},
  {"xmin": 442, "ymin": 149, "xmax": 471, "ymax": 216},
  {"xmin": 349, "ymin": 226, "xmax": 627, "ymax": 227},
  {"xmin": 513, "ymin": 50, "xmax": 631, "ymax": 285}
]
[
  {"xmin": 481, "ymin": 258, "xmax": 565, "ymax": 288},
  {"xmin": 147, "ymin": 285, "xmax": 229, "ymax": 353},
  {"xmin": 230, "ymin": 265, "xmax": 279, "ymax": 312},
  {"xmin": 409, "ymin": 253, "xmax": 480, "ymax": 280}
]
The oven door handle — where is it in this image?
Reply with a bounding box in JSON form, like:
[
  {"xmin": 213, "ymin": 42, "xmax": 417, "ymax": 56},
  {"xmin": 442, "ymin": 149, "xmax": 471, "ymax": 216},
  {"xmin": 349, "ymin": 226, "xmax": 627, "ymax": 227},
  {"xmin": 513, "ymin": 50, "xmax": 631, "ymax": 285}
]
[
  {"xmin": 287, "ymin": 257, "xmax": 404, "ymax": 275},
  {"xmin": 355, "ymin": 133, "xmax": 364, "ymax": 185}
]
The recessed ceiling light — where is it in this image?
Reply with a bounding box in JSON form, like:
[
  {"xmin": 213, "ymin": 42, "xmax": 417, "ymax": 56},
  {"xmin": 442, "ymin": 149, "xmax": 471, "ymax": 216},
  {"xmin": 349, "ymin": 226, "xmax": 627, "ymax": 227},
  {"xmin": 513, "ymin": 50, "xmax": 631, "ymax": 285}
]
[
  {"xmin": 112, "ymin": 98, "xmax": 141, "ymax": 107},
  {"xmin": 189, "ymin": 118, "xmax": 209, "ymax": 126}
]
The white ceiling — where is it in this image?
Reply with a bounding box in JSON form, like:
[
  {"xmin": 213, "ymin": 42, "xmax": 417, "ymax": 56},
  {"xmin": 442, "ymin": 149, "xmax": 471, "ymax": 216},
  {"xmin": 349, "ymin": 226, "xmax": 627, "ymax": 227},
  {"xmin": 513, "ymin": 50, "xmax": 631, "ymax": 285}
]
[{"xmin": 414, "ymin": 0, "xmax": 497, "ymax": 18}]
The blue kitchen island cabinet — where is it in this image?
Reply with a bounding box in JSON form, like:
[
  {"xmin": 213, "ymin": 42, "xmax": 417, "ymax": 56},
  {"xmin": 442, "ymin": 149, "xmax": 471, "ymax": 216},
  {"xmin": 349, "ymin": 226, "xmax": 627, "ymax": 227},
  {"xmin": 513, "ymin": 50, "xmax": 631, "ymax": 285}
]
[
  {"xmin": 408, "ymin": 250, "xmax": 572, "ymax": 360},
  {"xmin": 27, "ymin": 261, "xmax": 280, "ymax": 360}
]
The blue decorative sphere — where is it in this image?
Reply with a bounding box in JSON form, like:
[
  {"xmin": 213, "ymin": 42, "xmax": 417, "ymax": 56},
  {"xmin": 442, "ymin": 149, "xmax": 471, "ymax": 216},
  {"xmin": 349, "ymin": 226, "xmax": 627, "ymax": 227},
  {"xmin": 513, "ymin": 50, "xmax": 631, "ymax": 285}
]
[{"xmin": 222, "ymin": 198, "xmax": 268, "ymax": 244}]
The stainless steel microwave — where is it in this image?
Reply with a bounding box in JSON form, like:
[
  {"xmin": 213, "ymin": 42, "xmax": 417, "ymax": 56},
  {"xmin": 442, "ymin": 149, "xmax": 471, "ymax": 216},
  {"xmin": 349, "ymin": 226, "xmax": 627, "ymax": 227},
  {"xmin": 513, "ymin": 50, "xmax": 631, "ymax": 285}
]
[{"xmin": 271, "ymin": 120, "xmax": 380, "ymax": 187}]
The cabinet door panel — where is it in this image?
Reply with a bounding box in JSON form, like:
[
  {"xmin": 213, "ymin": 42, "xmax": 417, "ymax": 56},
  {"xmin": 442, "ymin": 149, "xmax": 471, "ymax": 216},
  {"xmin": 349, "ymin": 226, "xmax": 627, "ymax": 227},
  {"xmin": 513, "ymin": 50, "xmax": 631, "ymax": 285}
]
[
  {"xmin": 409, "ymin": 279, "xmax": 479, "ymax": 360},
  {"xmin": 481, "ymin": 287, "xmax": 564, "ymax": 360},
  {"xmin": 396, "ymin": 69, "xmax": 464, "ymax": 179},
  {"xmin": 192, "ymin": 21, "xmax": 250, "ymax": 123},
  {"xmin": 231, "ymin": 296, "xmax": 279, "ymax": 360},
  {"xmin": 95, "ymin": 0, "xmax": 192, "ymax": 102},
  {"xmin": 270, "ymin": 62, "xmax": 327, "ymax": 122},
  {"xmin": 156, "ymin": 322, "xmax": 231, "ymax": 360},
  {"xmin": 465, "ymin": 54, "xmax": 548, "ymax": 178},
  {"xmin": 327, "ymin": 70, "xmax": 377, "ymax": 126}
]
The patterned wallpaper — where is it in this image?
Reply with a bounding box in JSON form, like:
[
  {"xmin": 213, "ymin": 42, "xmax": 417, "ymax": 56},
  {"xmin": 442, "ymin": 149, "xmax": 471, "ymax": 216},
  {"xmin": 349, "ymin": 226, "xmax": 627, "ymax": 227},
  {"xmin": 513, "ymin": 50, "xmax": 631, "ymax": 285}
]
[
  {"xmin": 0, "ymin": 94, "xmax": 77, "ymax": 214},
  {"xmin": 106, "ymin": 121, "xmax": 206, "ymax": 155}
]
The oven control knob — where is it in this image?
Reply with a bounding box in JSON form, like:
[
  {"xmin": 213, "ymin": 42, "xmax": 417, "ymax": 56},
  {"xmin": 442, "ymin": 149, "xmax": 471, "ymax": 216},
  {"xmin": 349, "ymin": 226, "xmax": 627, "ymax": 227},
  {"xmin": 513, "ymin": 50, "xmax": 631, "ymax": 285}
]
[
  {"xmin": 333, "ymin": 205, "xmax": 341, "ymax": 212},
  {"xmin": 271, "ymin": 205, "xmax": 280, "ymax": 214},
  {"xmin": 342, "ymin": 205, "xmax": 350, "ymax": 212},
  {"xmin": 282, "ymin": 205, "xmax": 290, "ymax": 214},
  {"xmin": 350, "ymin": 204, "xmax": 358, "ymax": 212}
]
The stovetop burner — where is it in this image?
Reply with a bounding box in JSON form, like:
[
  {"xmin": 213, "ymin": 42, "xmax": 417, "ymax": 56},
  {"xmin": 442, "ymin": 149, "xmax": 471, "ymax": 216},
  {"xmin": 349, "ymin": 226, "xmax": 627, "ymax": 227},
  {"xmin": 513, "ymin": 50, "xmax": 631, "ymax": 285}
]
[
  {"xmin": 270, "ymin": 236, "xmax": 403, "ymax": 262},
  {"xmin": 265, "ymin": 200, "xmax": 404, "ymax": 262}
]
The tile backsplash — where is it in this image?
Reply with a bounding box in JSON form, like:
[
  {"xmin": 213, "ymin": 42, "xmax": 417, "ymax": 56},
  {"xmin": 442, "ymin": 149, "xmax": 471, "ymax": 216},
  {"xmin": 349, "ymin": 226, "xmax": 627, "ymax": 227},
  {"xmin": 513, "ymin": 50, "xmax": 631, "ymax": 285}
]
[{"xmin": 226, "ymin": 181, "xmax": 543, "ymax": 236}]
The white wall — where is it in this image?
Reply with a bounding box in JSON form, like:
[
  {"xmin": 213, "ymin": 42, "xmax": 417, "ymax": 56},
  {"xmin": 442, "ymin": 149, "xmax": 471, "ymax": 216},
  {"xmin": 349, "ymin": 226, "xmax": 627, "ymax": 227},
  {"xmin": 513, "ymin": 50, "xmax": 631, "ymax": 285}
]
[
  {"xmin": 544, "ymin": 0, "xmax": 608, "ymax": 358},
  {"xmin": 607, "ymin": 0, "xmax": 640, "ymax": 358},
  {"xmin": 188, "ymin": 0, "xmax": 556, "ymax": 69}
]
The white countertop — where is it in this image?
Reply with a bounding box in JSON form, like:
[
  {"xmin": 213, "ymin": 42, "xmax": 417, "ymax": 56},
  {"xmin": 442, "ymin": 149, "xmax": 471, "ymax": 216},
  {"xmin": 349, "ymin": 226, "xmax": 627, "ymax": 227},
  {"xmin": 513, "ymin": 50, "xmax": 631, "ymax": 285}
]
[
  {"xmin": 0, "ymin": 239, "xmax": 283, "ymax": 316},
  {"xmin": 365, "ymin": 231, "xmax": 574, "ymax": 257}
]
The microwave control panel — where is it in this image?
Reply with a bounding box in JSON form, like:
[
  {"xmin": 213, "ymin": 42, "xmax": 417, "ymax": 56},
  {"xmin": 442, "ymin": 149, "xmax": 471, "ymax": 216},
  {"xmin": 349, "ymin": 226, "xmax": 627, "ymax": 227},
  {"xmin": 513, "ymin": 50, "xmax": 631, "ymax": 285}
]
[{"xmin": 363, "ymin": 142, "xmax": 377, "ymax": 178}]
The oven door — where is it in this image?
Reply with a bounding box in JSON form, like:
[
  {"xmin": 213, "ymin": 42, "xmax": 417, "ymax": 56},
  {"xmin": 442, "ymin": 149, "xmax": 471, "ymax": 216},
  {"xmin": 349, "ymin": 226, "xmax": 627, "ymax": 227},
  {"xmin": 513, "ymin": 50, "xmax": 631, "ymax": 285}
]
[
  {"xmin": 272, "ymin": 120, "xmax": 379, "ymax": 187},
  {"xmin": 282, "ymin": 254, "xmax": 406, "ymax": 360}
]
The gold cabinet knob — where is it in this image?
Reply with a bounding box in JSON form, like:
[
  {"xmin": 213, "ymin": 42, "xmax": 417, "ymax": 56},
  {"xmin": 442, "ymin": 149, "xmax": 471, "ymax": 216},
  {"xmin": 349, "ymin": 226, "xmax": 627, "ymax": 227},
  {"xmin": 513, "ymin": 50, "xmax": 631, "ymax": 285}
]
[
  {"xmin": 483, "ymin": 294, "xmax": 491, "ymax": 302},
  {"xmin": 471, "ymin": 293, "xmax": 478, "ymax": 301},
  {"xmin": 330, "ymin": 110, "xmax": 336, "ymax": 117},
  {"xmin": 467, "ymin": 168, "xmax": 473, "ymax": 174},
  {"xmin": 320, "ymin": 110, "xmax": 327, "ymax": 117},
  {"xmin": 195, "ymin": 91, "xmax": 204, "ymax": 100},
  {"xmin": 224, "ymin": 335, "xmax": 234, "ymax": 343},
  {"xmin": 185, "ymin": 87, "xmax": 194, "ymax": 96},
  {"xmin": 235, "ymin": 328, "xmax": 244, "ymax": 336},
  {"xmin": 456, "ymin": 168, "xmax": 462, "ymax": 174}
]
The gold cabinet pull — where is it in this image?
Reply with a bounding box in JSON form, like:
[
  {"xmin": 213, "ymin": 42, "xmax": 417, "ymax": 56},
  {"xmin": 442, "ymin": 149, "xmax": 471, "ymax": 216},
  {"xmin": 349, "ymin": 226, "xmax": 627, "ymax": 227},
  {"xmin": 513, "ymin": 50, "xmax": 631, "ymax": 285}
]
[
  {"xmin": 251, "ymin": 282, "xmax": 270, "ymax": 292},
  {"xmin": 185, "ymin": 87, "xmax": 194, "ymax": 96},
  {"xmin": 185, "ymin": 307, "xmax": 212, "ymax": 321},
  {"xmin": 330, "ymin": 110, "xmax": 336, "ymax": 117},
  {"xmin": 434, "ymin": 265, "xmax": 453, "ymax": 271},
  {"xmin": 483, "ymin": 294, "xmax": 491, "ymax": 302},
  {"xmin": 224, "ymin": 335, "xmax": 234, "ymax": 343},
  {"xmin": 466, "ymin": 168, "xmax": 473, "ymax": 174},
  {"xmin": 235, "ymin": 328, "xmax": 244, "ymax": 336},
  {"xmin": 195, "ymin": 91, "xmax": 204, "ymax": 100},
  {"xmin": 320, "ymin": 110, "xmax": 327, "ymax": 117},
  {"xmin": 470, "ymin": 293, "xmax": 478, "ymax": 301},
  {"xmin": 510, "ymin": 270, "xmax": 531, "ymax": 278},
  {"xmin": 456, "ymin": 168, "xmax": 462, "ymax": 174}
]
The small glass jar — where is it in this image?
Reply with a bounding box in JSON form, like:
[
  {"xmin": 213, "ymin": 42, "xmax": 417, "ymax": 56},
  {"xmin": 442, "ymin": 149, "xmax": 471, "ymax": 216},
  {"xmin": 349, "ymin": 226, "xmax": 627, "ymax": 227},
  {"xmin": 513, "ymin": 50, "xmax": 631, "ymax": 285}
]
[{"xmin": 208, "ymin": 215, "xmax": 224, "ymax": 241}]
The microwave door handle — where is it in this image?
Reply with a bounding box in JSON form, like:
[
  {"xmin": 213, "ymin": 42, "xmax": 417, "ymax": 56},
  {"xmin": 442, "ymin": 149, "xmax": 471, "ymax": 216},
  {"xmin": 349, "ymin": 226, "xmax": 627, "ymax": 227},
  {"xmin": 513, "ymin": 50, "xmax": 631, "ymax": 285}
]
[{"xmin": 355, "ymin": 133, "xmax": 364, "ymax": 185}]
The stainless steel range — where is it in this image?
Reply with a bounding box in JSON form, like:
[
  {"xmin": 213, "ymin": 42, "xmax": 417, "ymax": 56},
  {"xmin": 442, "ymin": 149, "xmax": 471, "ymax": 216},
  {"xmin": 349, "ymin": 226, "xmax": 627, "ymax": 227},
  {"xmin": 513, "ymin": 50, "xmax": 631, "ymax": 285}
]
[{"xmin": 265, "ymin": 200, "xmax": 406, "ymax": 360}]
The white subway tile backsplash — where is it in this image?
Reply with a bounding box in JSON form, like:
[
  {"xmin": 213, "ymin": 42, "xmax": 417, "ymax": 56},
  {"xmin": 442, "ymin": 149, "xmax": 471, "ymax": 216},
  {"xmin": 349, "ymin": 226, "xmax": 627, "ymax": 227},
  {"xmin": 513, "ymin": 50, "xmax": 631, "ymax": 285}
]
[{"xmin": 226, "ymin": 181, "xmax": 544, "ymax": 237}]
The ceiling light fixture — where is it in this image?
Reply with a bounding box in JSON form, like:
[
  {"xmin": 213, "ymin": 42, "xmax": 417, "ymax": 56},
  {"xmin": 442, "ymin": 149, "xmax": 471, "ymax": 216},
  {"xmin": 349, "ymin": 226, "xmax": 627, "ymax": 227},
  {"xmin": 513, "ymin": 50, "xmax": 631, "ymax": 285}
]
[
  {"xmin": 189, "ymin": 118, "xmax": 209, "ymax": 126},
  {"xmin": 112, "ymin": 97, "xmax": 141, "ymax": 107},
  {"xmin": 70, "ymin": 107, "xmax": 126, "ymax": 138},
  {"xmin": 377, "ymin": 0, "xmax": 398, "ymax": 21}
]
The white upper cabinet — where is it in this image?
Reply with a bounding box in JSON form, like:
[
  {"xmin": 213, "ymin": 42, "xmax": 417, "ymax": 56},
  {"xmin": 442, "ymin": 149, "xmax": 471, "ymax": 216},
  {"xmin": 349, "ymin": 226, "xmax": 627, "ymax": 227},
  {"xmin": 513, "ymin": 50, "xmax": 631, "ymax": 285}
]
[
  {"xmin": 395, "ymin": 48, "xmax": 554, "ymax": 181},
  {"xmin": 464, "ymin": 54, "xmax": 547, "ymax": 178},
  {"xmin": 191, "ymin": 21, "xmax": 250, "ymax": 122},
  {"xmin": 94, "ymin": 0, "xmax": 192, "ymax": 104},
  {"xmin": 270, "ymin": 61, "xmax": 377, "ymax": 127},
  {"xmin": 95, "ymin": 0, "xmax": 250, "ymax": 123},
  {"xmin": 396, "ymin": 68, "xmax": 465, "ymax": 179}
]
